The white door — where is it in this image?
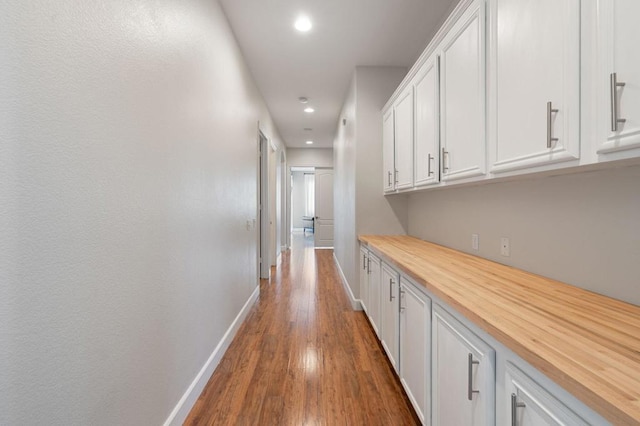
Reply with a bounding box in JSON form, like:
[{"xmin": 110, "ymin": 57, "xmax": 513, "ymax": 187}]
[
  {"xmin": 314, "ymin": 169, "xmax": 333, "ymax": 248},
  {"xmin": 490, "ymin": 0, "xmax": 580, "ymax": 173},
  {"xmin": 596, "ymin": 0, "xmax": 640, "ymax": 155},
  {"xmin": 394, "ymin": 86, "xmax": 414, "ymax": 190},
  {"xmin": 380, "ymin": 262, "xmax": 400, "ymax": 372},
  {"xmin": 400, "ymin": 279, "xmax": 431, "ymax": 424},
  {"xmin": 432, "ymin": 305, "xmax": 495, "ymax": 426},
  {"xmin": 414, "ymin": 54, "xmax": 441, "ymax": 187},
  {"xmin": 383, "ymin": 108, "xmax": 395, "ymax": 192},
  {"xmin": 440, "ymin": 0, "xmax": 486, "ymax": 182}
]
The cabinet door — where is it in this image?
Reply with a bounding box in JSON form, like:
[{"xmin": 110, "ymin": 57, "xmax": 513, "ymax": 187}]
[
  {"xmin": 432, "ymin": 305, "xmax": 495, "ymax": 426},
  {"xmin": 367, "ymin": 254, "xmax": 382, "ymax": 337},
  {"xmin": 380, "ymin": 262, "xmax": 400, "ymax": 372},
  {"xmin": 490, "ymin": 0, "xmax": 580, "ymax": 173},
  {"xmin": 394, "ymin": 86, "xmax": 414, "ymax": 190},
  {"xmin": 440, "ymin": 0, "xmax": 486, "ymax": 182},
  {"xmin": 359, "ymin": 248, "xmax": 369, "ymax": 314},
  {"xmin": 414, "ymin": 55, "xmax": 441, "ymax": 187},
  {"xmin": 400, "ymin": 278, "xmax": 431, "ymax": 424},
  {"xmin": 596, "ymin": 0, "xmax": 640, "ymax": 155},
  {"xmin": 506, "ymin": 363, "xmax": 587, "ymax": 425},
  {"xmin": 383, "ymin": 108, "xmax": 396, "ymax": 193}
]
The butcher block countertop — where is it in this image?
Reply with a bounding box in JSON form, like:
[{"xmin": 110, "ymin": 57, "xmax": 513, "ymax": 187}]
[{"xmin": 358, "ymin": 235, "xmax": 640, "ymax": 425}]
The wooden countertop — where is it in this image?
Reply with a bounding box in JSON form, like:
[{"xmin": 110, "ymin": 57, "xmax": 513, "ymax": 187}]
[{"xmin": 358, "ymin": 235, "xmax": 640, "ymax": 425}]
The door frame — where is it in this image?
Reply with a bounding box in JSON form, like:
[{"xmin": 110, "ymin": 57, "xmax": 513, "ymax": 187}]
[{"xmin": 258, "ymin": 130, "xmax": 270, "ymax": 280}]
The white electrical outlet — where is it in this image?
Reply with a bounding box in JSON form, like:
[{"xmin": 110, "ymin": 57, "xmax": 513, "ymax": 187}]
[
  {"xmin": 500, "ymin": 237, "xmax": 510, "ymax": 257},
  {"xmin": 471, "ymin": 234, "xmax": 479, "ymax": 251}
]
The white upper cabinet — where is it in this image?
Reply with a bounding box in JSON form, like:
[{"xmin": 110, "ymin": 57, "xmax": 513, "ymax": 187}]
[
  {"xmin": 440, "ymin": 0, "xmax": 486, "ymax": 182},
  {"xmin": 596, "ymin": 0, "xmax": 640, "ymax": 156},
  {"xmin": 383, "ymin": 108, "xmax": 395, "ymax": 193},
  {"xmin": 394, "ymin": 86, "xmax": 415, "ymax": 190},
  {"xmin": 414, "ymin": 55, "xmax": 441, "ymax": 187},
  {"xmin": 489, "ymin": 0, "xmax": 580, "ymax": 173}
]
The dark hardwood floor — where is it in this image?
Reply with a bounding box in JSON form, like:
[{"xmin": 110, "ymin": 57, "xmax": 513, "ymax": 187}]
[{"xmin": 184, "ymin": 232, "xmax": 419, "ymax": 425}]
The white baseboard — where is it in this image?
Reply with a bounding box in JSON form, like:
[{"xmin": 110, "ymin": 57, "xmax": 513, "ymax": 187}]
[
  {"xmin": 333, "ymin": 253, "xmax": 362, "ymax": 311},
  {"xmin": 163, "ymin": 285, "xmax": 260, "ymax": 426}
]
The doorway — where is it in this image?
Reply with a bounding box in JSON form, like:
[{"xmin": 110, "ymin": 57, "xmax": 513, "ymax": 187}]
[
  {"xmin": 258, "ymin": 131, "xmax": 270, "ymax": 280},
  {"xmin": 289, "ymin": 166, "xmax": 334, "ymax": 249}
]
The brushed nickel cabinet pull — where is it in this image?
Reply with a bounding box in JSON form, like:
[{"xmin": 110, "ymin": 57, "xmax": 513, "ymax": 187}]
[
  {"xmin": 610, "ymin": 72, "xmax": 627, "ymax": 132},
  {"xmin": 441, "ymin": 147, "xmax": 449, "ymax": 173},
  {"xmin": 468, "ymin": 353, "xmax": 480, "ymax": 400},
  {"xmin": 389, "ymin": 278, "xmax": 395, "ymax": 301},
  {"xmin": 399, "ymin": 288, "xmax": 405, "ymax": 312},
  {"xmin": 547, "ymin": 101, "xmax": 559, "ymax": 148},
  {"xmin": 511, "ymin": 393, "xmax": 526, "ymax": 426},
  {"xmin": 387, "ymin": 171, "xmax": 392, "ymax": 186},
  {"xmin": 428, "ymin": 153, "xmax": 434, "ymax": 176}
]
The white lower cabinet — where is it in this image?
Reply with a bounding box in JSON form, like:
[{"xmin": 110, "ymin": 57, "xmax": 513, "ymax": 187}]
[
  {"xmin": 359, "ymin": 247, "xmax": 369, "ymax": 314},
  {"xmin": 399, "ymin": 277, "xmax": 431, "ymax": 424},
  {"xmin": 505, "ymin": 363, "xmax": 588, "ymax": 426},
  {"xmin": 367, "ymin": 253, "xmax": 381, "ymax": 337},
  {"xmin": 359, "ymin": 244, "xmax": 607, "ymax": 425},
  {"xmin": 380, "ymin": 262, "xmax": 400, "ymax": 372},
  {"xmin": 432, "ymin": 304, "xmax": 495, "ymax": 426}
]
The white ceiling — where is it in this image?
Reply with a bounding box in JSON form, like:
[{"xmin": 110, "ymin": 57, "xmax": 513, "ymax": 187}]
[{"xmin": 219, "ymin": 0, "xmax": 459, "ymax": 148}]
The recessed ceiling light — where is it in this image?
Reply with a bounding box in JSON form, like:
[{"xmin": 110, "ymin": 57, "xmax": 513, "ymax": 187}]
[
  {"xmin": 306, "ymin": 140, "xmax": 314, "ymax": 145},
  {"xmin": 304, "ymin": 107, "xmax": 315, "ymax": 113},
  {"xmin": 294, "ymin": 15, "xmax": 312, "ymax": 32},
  {"xmin": 298, "ymin": 97, "xmax": 308, "ymax": 104}
]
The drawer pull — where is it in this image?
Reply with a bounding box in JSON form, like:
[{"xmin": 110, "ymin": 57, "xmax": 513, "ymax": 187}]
[
  {"xmin": 610, "ymin": 72, "xmax": 626, "ymax": 132},
  {"xmin": 511, "ymin": 393, "xmax": 526, "ymax": 426}
]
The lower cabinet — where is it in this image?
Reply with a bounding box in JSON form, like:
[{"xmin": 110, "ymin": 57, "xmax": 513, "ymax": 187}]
[
  {"xmin": 366, "ymin": 253, "xmax": 381, "ymax": 337},
  {"xmin": 359, "ymin": 244, "xmax": 608, "ymax": 426},
  {"xmin": 380, "ymin": 262, "xmax": 400, "ymax": 372},
  {"xmin": 399, "ymin": 277, "xmax": 431, "ymax": 424},
  {"xmin": 505, "ymin": 363, "xmax": 588, "ymax": 426},
  {"xmin": 432, "ymin": 304, "xmax": 495, "ymax": 426},
  {"xmin": 359, "ymin": 247, "xmax": 369, "ymax": 314}
]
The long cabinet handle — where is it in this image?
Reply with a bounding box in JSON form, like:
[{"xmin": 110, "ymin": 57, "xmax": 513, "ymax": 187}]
[
  {"xmin": 467, "ymin": 353, "xmax": 480, "ymax": 401},
  {"xmin": 441, "ymin": 147, "xmax": 449, "ymax": 173},
  {"xmin": 610, "ymin": 72, "xmax": 627, "ymax": 132},
  {"xmin": 363, "ymin": 254, "xmax": 367, "ymax": 270},
  {"xmin": 511, "ymin": 393, "xmax": 526, "ymax": 426},
  {"xmin": 394, "ymin": 169, "xmax": 399, "ymax": 185},
  {"xmin": 428, "ymin": 153, "xmax": 434, "ymax": 176},
  {"xmin": 387, "ymin": 171, "xmax": 392, "ymax": 186},
  {"xmin": 367, "ymin": 257, "xmax": 371, "ymax": 274},
  {"xmin": 399, "ymin": 287, "xmax": 405, "ymax": 312},
  {"xmin": 389, "ymin": 278, "xmax": 395, "ymax": 301},
  {"xmin": 546, "ymin": 101, "xmax": 559, "ymax": 148}
]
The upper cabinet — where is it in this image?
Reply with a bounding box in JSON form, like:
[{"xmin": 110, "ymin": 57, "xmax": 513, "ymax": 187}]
[
  {"xmin": 381, "ymin": 0, "xmax": 640, "ymax": 195},
  {"xmin": 489, "ymin": 0, "xmax": 580, "ymax": 174},
  {"xmin": 596, "ymin": 0, "xmax": 640, "ymax": 156},
  {"xmin": 414, "ymin": 54, "xmax": 441, "ymax": 187},
  {"xmin": 382, "ymin": 108, "xmax": 395, "ymax": 193},
  {"xmin": 394, "ymin": 86, "xmax": 415, "ymax": 190},
  {"xmin": 440, "ymin": 0, "xmax": 486, "ymax": 181}
]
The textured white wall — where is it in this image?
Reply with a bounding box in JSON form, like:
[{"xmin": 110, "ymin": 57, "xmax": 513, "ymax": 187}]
[
  {"xmin": 334, "ymin": 67, "xmax": 408, "ymax": 299},
  {"xmin": 408, "ymin": 165, "xmax": 640, "ymax": 306},
  {"xmin": 0, "ymin": 1, "xmax": 283, "ymax": 424}
]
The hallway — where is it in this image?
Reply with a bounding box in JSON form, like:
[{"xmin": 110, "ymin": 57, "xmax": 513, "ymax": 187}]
[{"xmin": 185, "ymin": 232, "xmax": 418, "ymax": 425}]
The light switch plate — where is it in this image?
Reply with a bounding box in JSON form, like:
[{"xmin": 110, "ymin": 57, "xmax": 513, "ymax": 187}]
[{"xmin": 472, "ymin": 234, "xmax": 479, "ymax": 251}]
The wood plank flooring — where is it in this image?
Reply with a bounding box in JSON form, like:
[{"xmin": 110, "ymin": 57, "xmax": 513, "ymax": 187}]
[{"xmin": 185, "ymin": 233, "xmax": 419, "ymax": 425}]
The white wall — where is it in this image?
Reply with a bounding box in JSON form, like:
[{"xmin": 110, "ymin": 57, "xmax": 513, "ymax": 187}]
[
  {"xmin": 0, "ymin": 1, "xmax": 283, "ymax": 425},
  {"xmin": 408, "ymin": 165, "xmax": 640, "ymax": 306},
  {"xmin": 334, "ymin": 67, "xmax": 408, "ymax": 299}
]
